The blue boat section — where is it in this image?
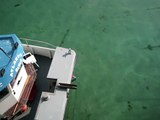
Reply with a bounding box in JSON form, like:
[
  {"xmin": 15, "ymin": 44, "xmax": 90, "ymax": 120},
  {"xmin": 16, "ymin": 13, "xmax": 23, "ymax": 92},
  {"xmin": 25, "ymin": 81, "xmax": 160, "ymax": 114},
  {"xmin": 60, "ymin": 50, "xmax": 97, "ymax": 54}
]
[{"xmin": 0, "ymin": 34, "xmax": 24, "ymax": 92}]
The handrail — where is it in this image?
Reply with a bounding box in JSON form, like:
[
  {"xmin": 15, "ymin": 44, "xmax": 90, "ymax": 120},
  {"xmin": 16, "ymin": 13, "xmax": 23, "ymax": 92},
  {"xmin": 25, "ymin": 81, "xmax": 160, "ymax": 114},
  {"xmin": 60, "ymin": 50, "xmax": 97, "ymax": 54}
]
[{"xmin": 19, "ymin": 37, "xmax": 57, "ymax": 49}]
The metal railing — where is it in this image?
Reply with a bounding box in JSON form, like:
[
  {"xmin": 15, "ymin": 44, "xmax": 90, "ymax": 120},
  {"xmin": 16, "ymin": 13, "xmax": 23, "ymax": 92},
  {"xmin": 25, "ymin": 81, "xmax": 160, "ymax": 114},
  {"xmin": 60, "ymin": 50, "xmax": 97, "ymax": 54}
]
[
  {"xmin": 19, "ymin": 37, "xmax": 57, "ymax": 49},
  {"xmin": 20, "ymin": 37, "xmax": 57, "ymax": 58}
]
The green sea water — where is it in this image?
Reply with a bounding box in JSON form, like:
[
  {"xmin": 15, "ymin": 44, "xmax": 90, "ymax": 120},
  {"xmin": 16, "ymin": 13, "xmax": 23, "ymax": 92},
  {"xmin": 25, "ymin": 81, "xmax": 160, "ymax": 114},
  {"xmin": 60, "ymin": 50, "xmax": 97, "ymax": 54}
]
[{"xmin": 1, "ymin": 0, "xmax": 160, "ymax": 120}]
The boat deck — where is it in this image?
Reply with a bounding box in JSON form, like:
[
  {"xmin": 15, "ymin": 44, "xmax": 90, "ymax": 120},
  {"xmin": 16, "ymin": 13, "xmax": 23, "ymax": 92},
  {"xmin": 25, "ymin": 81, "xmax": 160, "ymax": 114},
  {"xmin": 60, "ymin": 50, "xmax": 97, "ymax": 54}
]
[{"xmin": 1, "ymin": 0, "xmax": 160, "ymax": 120}]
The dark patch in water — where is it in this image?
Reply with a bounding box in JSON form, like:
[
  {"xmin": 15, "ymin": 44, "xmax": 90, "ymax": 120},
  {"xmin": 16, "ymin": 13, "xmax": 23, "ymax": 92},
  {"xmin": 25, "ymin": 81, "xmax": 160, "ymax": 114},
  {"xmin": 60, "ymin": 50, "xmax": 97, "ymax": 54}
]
[
  {"xmin": 146, "ymin": 86, "xmax": 149, "ymax": 90},
  {"xmin": 80, "ymin": 5, "xmax": 82, "ymax": 8},
  {"xmin": 124, "ymin": 10, "xmax": 131, "ymax": 16},
  {"xmin": 87, "ymin": 113, "xmax": 91, "ymax": 120},
  {"xmin": 146, "ymin": 44, "xmax": 153, "ymax": 50},
  {"xmin": 142, "ymin": 106, "xmax": 147, "ymax": 110},
  {"xmin": 146, "ymin": 7, "xmax": 160, "ymax": 11},
  {"xmin": 59, "ymin": 29, "xmax": 70, "ymax": 46},
  {"xmin": 14, "ymin": 3, "xmax": 21, "ymax": 7},
  {"xmin": 99, "ymin": 15, "xmax": 105, "ymax": 20},
  {"xmin": 79, "ymin": 3, "xmax": 84, "ymax": 9},
  {"xmin": 102, "ymin": 28, "xmax": 106, "ymax": 32},
  {"xmin": 127, "ymin": 101, "xmax": 133, "ymax": 111},
  {"xmin": 144, "ymin": 44, "xmax": 160, "ymax": 50},
  {"xmin": 128, "ymin": 104, "xmax": 133, "ymax": 111},
  {"xmin": 121, "ymin": 111, "xmax": 125, "ymax": 114}
]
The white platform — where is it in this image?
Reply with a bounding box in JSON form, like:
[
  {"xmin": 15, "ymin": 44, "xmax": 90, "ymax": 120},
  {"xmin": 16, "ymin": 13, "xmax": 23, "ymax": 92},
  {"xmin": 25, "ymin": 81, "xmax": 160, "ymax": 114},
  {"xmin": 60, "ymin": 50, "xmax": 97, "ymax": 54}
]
[
  {"xmin": 47, "ymin": 47, "xmax": 76, "ymax": 84},
  {"xmin": 35, "ymin": 47, "xmax": 76, "ymax": 120},
  {"xmin": 34, "ymin": 91, "xmax": 67, "ymax": 120}
]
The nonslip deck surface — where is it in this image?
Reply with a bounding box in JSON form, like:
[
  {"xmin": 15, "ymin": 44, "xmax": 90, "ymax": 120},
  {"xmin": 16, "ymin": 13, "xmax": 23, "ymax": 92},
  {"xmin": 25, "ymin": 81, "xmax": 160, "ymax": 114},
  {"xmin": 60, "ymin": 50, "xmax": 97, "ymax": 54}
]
[{"xmin": 1, "ymin": 0, "xmax": 160, "ymax": 120}]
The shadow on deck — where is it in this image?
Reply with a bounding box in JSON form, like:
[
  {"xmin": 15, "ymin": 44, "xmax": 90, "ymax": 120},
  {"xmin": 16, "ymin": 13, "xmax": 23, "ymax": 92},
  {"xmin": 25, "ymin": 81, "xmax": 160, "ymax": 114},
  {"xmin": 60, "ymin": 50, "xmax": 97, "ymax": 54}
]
[{"xmin": 21, "ymin": 55, "xmax": 53, "ymax": 120}]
